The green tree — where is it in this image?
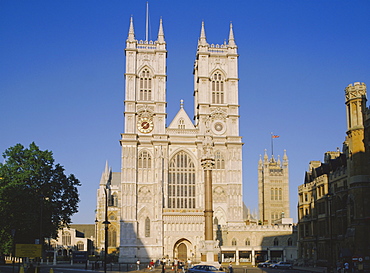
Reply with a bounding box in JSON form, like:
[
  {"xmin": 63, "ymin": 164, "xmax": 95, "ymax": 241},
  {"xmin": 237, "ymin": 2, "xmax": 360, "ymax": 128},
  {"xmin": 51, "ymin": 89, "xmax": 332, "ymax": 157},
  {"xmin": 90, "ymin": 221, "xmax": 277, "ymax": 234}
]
[{"xmin": 0, "ymin": 142, "xmax": 81, "ymax": 254}]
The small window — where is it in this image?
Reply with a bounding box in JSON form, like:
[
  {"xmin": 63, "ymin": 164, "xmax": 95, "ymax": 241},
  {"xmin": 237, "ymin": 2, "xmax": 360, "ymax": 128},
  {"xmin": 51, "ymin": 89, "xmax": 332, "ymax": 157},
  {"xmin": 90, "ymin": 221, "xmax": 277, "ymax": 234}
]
[
  {"xmin": 77, "ymin": 241, "xmax": 84, "ymax": 251},
  {"xmin": 245, "ymin": 238, "xmax": 250, "ymax": 246},
  {"xmin": 273, "ymin": 238, "xmax": 279, "ymax": 246},
  {"xmin": 231, "ymin": 238, "xmax": 237, "ymax": 246},
  {"xmin": 178, "ymin": 118, "xmax": 185, "ymax": 129},
  {"xmin": 145, "ymin": 217, "xmax": 150, "ymax": 237}
]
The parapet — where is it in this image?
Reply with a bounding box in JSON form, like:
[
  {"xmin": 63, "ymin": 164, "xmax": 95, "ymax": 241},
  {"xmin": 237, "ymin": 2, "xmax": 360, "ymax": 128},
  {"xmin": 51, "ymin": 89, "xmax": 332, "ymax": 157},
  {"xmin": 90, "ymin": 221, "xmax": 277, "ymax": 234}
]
[{"xmin": 345, "ymin": 82, "xmax": 367, "ymax": 101}]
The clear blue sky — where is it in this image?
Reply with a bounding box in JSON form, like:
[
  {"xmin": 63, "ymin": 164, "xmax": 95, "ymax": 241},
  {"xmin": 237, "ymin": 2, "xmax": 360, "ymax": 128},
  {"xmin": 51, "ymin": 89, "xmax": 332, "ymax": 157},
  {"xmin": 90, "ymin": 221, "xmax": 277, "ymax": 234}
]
[{"xmin": 2, "ymin": 0, "xmax": 370, "ymax": 224}]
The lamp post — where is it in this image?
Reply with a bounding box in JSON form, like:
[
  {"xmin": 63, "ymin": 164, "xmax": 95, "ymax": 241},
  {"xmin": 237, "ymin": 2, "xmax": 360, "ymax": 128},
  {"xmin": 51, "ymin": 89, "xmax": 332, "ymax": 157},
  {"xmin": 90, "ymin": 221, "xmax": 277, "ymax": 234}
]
[
  {"xmin": 327, "ymin": 192, "xmax": 333, "ymax": 273},
  {"xmin": 103, "ymin": 188, "xmax": 110, "ymax": 273}
]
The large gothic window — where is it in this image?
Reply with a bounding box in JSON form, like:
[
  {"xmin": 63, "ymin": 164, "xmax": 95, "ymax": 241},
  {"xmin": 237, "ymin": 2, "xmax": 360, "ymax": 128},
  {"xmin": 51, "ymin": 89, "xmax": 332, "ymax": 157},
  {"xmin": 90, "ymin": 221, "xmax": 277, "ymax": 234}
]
[
  {"xmin": 168, "ymin": 151, "xmax": 196, "ymax": 209},
  {"xmin": 138, "ymin": 151, "xmax": 152, "ymax": 169},
  {"xmin": 139, "ymin": 68, "xmax": 152, "ymax": 101},
  {"xmin": 211, "ymin": 72, "xmax": 224, "ymax": 104}
]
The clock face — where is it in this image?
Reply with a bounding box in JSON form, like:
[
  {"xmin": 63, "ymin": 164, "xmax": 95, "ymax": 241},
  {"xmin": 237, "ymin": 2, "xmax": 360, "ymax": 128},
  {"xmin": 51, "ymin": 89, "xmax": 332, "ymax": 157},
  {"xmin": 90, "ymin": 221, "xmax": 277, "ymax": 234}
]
[
  {"xmin": 212, "ymin": 120, "xmax": 226, "ymax": 135},
  {"xmin": 137, "ymin": 117, "xmax": 154, "ymax": 133},
  {"xmin": 214, "ymin": 122, "xmax": 223, "ymax": 132}
]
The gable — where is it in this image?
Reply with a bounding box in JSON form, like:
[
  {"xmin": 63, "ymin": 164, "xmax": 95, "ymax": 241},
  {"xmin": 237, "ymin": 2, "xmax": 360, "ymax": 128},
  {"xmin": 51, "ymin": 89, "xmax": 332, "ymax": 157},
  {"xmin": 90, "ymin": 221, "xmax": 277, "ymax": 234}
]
[{"xmin": 167, "ymin": 108, "xmax": 195, "ymax": 130}]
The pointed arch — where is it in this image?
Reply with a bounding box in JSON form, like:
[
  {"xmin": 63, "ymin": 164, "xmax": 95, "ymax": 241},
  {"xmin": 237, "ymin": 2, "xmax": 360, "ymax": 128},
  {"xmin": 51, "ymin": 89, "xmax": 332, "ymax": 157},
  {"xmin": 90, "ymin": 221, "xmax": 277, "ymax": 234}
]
[
  {"xmin": 62, "ymin": 231, "xmax": 71, "ymax": 246},
  {"xmin": 145, "ymin": 217, "xmax": 150, "ymax": 237},
  {"xmin": 138, "ymin": 150, "xmax": 152, "ymax": 169},
  {"xmin": 168, "ymin": 150, "xmax": 196, "ymax": 209},
  {"xmin": 137, "ymin": 67, "xmax": 153, "ymax": 101},
  {"xmin": 210, "ymin": 70, "xmax": 225, "ymax": 104},
  {"xmin": 110, "ymin": 192, "xmax": 118, "ymax": 206},
  {"xmin": 108, "ymin": 226, "xmax": 117, "ymax": 247},
  {"xmin": 214, "ymin": 206, "xmax": 226, "ymax": 225},
  {"xmin": 214, "ymin": 150, "xmax": 225, "ymax": 169},
  {"xmin": 138, "ymin": 149, "xmax": 153, "ymax": 184}
]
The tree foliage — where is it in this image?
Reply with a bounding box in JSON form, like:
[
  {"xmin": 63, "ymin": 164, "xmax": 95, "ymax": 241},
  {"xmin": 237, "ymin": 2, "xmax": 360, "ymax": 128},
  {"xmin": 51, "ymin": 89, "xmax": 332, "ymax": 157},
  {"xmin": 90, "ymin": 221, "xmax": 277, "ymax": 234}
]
[{"xmin": 0, "ymin": 143, "xmax": 80, "ymax": 254}]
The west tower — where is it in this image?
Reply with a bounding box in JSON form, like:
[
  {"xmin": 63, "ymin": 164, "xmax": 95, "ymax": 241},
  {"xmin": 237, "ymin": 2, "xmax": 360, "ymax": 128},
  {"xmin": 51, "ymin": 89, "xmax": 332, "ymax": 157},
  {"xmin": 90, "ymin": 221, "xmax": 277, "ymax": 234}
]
[{"xmin": 120, "ymin": 16, "xmax": 168, "ymax": 261}]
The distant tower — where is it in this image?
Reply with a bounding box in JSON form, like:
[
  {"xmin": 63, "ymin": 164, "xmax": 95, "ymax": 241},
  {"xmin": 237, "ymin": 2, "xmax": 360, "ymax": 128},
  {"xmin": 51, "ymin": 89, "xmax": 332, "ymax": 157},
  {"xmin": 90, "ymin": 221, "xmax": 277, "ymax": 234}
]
[
  {"xmin": 344, "ymin": 82, "xmax": 368, "ymax": 176},
  {"xmin": 258, "ymin": 150, "xmax": 289, "ymax": 224}
]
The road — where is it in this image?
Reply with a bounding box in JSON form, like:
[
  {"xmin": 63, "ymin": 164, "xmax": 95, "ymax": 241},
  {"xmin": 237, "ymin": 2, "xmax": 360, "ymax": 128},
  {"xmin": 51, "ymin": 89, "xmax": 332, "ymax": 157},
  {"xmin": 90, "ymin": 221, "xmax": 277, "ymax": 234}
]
[{"xmin": 0, "ymin": 265, "xmax": 317, "ymax": 273}]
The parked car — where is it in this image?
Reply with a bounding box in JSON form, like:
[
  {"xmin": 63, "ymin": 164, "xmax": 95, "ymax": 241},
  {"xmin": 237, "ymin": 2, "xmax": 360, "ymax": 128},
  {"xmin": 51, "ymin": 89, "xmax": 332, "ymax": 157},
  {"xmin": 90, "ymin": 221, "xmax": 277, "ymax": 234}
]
[
  {"xmin": 257, "ymin": 260, "xmax": 277, "ymax": 268},
  {"xmin": 270, "ymin": 261, "xmax": 293, "ymax": 269},
  {"xmin": 188, "ymin": 265, "xmax": 223, "ymax": 273}
]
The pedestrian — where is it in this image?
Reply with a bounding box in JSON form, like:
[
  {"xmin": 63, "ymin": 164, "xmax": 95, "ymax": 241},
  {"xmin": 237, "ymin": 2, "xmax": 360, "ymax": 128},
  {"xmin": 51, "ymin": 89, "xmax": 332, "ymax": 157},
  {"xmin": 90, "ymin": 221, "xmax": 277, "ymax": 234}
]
[
  {"xmin": 162, "ymin": 258, "xmax": 166, "ymax": 273},
  {"xmin": 150, "ymin": 260, "xmax": 155, "ymax": 271},
  {"xmin": 187, "ymin": 258, "xmax": 192, "ymax": 269},
  {"xmin": 228, "ymin": 262, "xmax": 233, "ymax": 273},
  {"xmin": 344, "ymin": 261, "xmax": 349, "ymax": 273},
  {"xmin": 137, "ymin": 259, "xmax": 140, "ymax": 271}
]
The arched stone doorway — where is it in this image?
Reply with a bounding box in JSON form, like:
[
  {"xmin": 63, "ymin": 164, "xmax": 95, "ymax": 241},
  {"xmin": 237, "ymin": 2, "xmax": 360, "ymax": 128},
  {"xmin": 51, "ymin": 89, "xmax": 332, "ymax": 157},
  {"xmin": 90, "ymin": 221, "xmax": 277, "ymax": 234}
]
[
  {"xmin": 174, "ymin": 239, "xmax": 192, "ymax": 262},
  {"xmin": 178, "ymin": 243, "xmax": 187, "ymax": 261}
]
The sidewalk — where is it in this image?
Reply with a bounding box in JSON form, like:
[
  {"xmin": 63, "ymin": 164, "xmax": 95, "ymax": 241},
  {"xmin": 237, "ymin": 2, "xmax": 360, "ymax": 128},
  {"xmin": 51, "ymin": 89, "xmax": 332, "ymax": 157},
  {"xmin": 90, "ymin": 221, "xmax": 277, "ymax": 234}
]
[{"xmin": 293, "ymin": 266, "xmax": 326, "ymax": 273}]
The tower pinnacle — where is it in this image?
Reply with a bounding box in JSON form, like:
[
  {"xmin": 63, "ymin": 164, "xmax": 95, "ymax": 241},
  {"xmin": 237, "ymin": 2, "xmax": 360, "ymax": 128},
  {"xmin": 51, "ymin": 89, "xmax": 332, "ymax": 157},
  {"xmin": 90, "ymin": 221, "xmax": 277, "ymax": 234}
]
[
  {"xmin": 228, "ymin": 22, "xmax": 236, "ymax": 47},
  {"xmin": 127, "ymin": 16, "xmax": 135, "ymax": 42},
  {"xmin": 198, "ymin": 21, "xmax": 208, "ymax": 46},
  {"xmin": 157, "ymin": 18, "xmax": 165, "ymax": 43}
]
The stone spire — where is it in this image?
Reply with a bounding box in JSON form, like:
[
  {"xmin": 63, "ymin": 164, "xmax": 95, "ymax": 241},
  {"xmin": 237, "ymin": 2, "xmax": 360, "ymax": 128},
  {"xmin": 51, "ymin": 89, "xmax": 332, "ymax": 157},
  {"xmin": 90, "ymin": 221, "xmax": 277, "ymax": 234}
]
[
  {"xmin": 283, "ymin": 150, "xmax": 288, "ymax": 166},
  {"xmin": 157, "ymin": 18, "xmax": 165, "ymax": 44},
  {"xmin": 127, "ymin": 16, "xmax": 135, "ymax": 42},
  {"xmin": 198, "ymin": 21, "xmax": 208, "ymax": 46},
  {"xmin": 228, "ymin": 22, "xmax": 236, "ymax": 48}
]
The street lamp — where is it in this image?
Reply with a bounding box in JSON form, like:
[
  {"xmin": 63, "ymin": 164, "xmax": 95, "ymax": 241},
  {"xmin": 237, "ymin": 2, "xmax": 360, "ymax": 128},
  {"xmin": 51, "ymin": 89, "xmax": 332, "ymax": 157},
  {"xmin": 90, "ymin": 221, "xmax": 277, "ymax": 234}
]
[
  {"xmin": 103, "ymin": 188, "xmax": 110, "ymax": 273},
  {"xmin": 327, "ymin": 192, "xmax": 333, "ymax": 273}
]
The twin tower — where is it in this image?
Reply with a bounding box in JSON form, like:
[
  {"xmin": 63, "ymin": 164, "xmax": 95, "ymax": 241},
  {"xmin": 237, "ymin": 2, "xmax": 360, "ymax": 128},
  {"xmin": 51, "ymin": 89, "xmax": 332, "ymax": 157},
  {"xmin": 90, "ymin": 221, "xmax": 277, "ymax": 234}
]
[{"xmin": 96, "ymin": 16, "xmax": 290, "ymax": 264}]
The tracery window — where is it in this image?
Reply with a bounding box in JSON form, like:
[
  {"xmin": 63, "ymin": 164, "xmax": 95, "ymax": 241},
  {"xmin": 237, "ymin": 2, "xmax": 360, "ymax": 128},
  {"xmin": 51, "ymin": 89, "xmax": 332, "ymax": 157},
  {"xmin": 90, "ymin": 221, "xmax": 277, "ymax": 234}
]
[
  {"xmin": 273, "ymin": 237, "xmax": 279, "ymax": 246},
  {"xmin": 138, "ymin": 151, "xmax": 152, "ymax": 169},
  {"xmin": 245, "ymin": 238, "xmax": 250, "ymax": 246},
  {"xmin": 110, "ymin": 193, "xmax": 118, "ymax": 206},
  {"xmin": 108, "ymin": 226, "xmax": 117, "ymax": 247},
  {"xmin": 168, "ymin": 151, "xmax": 196, "ymax": 209},
  {"xmin": 145, "ymin": 217, "xmax": 150, "ymax": 237},
  {"xmin": 215, "ymin": 151, "xmax": 225, "ymax": 169},
  {"xmin": 62, "ymin": 231, "xmax": 71, "ymax": 246},
  {"xmin": 211, "ymin": 72, "xmax": 224, "ymax": 104},
  {"xmin": 232, "ymin": 238, "xmax": 237, "ymax": 246},
  {"xmin": 139, "ymin": 68, "xmax": 152, "ymax": 101},
  {"xmin": 287, "ymin": 237, "xmax": 293, "ymax": 246}
]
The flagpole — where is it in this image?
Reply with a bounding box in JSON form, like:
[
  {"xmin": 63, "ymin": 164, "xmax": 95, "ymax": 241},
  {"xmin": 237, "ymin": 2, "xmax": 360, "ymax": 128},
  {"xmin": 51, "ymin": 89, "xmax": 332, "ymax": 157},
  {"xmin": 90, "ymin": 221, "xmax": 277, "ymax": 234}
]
[
  {"xmin": 145, "ymin": 1, "xmax": 149, "ymax": 41},
  {"xmin": 271, "ymin": 133, "xmax": 280, "ymax": 157},
  {"xmin": 271, "ymin": 132, "xmax": 274, "ymax": 157}
]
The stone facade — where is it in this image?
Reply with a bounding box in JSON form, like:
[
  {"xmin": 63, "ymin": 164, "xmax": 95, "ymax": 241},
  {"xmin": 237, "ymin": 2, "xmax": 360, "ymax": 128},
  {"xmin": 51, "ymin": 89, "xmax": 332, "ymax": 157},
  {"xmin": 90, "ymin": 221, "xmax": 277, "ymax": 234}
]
[
  {"xmin": 95, "ymin": 16, "xmax": 297, "ymax": 265},
  {"xmin": 258, "ymin": 150, "xmax": 290, "ymax": 225},
  {"xmin": 297, "ymin": 82, "xmax": 370, "ymax": 269}
]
